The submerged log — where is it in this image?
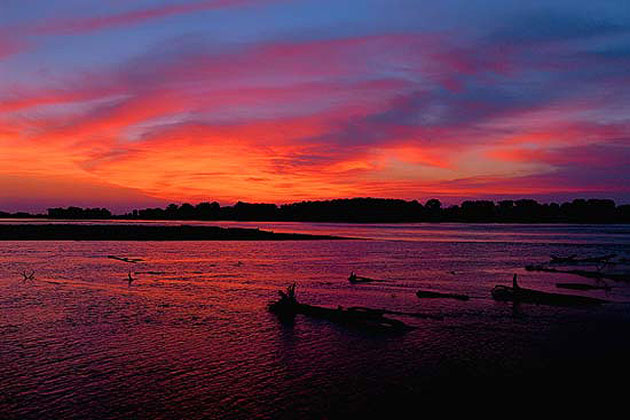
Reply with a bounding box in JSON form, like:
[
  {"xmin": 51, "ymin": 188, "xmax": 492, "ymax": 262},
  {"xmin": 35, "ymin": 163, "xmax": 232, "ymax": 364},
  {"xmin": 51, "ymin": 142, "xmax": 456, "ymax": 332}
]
[
  {"xmin": 556, "ymin": 283, "xmax": 611, "ymax": 291},
  {"xmin": 348, "ymin": 272, "xmax": 386, "ymax": 284},
  {"xmin": 492, "ymin": 275, "xmax": 607, "ymax": 307},
  {"xmin": 525, "ymin": 265, "xmax": 630, "ymax": 282},
  {"xmin": 108, "ymin": 255, "xmax": 144, "ymax": 263},
  {"xmin": 416, "ymin": 290, "xmax": 469, "ymax": 301}
]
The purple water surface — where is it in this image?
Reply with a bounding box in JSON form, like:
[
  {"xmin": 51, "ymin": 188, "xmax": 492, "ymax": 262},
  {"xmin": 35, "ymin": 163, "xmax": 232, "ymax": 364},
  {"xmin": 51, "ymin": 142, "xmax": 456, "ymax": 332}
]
[{"xmin": 1, "ymin": 223, "xmax": 629, "ymax": 418}]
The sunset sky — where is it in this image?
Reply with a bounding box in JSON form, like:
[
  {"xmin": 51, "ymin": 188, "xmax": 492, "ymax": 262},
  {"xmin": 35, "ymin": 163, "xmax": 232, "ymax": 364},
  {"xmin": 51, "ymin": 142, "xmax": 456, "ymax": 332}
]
[{"xmin": 1, "ymin": 0, "xmax": 629, "ymax": 211}]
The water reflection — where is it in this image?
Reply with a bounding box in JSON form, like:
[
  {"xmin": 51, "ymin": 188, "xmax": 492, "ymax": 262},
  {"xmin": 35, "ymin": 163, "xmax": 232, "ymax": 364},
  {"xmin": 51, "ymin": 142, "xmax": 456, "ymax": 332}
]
[{"xmin": 0, "ymin": 224, "xmax": 629, "ymax": 418}]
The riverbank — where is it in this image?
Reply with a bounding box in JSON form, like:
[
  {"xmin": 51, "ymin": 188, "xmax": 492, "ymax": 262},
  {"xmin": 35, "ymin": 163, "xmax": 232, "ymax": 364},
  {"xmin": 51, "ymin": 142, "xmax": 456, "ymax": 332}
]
[{"xmin": 0, "ymin": 224, "xmax": 345, "ymax": 241}]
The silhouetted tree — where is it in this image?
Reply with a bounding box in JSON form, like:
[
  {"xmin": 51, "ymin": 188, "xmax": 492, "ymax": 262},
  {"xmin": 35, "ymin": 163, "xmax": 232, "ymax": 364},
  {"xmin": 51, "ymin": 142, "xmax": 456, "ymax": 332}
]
[
  {"xmin": 424, "ymin": 199, "xmax": 442, "ymax": 221},
  {"xmin": 460, "ymin": 200, "xmax": 495, "ymax": 222},
  {"xmin": 195, "ymin": 202, "xmax": 220, "ymax": 220},
  {"xmin": 47, "ymin": 207, "xmax": 111, "ymax": 219}
]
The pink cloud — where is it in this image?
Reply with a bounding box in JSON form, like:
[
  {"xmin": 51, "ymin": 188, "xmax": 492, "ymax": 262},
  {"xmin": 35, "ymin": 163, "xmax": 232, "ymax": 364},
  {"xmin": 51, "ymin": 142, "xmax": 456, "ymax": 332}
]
[
  {"xmin": 0, "ymin": 37, "xmax": 25, "ymax": 60},
  {"xmin": 29, "ymin": 0, "xmax": 278, "ymax": 35}
]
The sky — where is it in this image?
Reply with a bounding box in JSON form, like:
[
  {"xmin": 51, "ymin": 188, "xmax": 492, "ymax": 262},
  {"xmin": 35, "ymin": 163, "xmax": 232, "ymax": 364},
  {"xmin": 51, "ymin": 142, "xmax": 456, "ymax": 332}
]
[{"xmin": 1, "ymin": 0, "xmax": 629, "ymax": 212}]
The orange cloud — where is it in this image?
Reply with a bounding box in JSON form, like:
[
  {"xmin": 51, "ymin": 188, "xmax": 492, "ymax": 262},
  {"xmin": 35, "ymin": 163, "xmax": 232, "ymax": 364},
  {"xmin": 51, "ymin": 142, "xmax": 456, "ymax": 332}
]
[{"xmin": 1, "ymin": 26, "xmax": 628, "ymax": 210}]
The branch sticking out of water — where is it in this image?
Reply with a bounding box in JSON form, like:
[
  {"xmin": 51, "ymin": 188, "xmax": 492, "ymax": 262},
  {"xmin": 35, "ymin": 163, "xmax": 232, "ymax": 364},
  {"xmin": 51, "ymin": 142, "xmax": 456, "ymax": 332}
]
[{"xmin": 20, "ymin": 270, "xmax": 35, "ymax": 283}]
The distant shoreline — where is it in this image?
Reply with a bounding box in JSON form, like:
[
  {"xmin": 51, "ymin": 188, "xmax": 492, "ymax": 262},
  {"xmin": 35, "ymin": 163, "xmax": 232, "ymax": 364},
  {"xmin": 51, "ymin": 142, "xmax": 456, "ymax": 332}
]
[
  {"xmin": 3, "ymin": 197, "xmax": 628, "ymax": 224},
  {"xmin": 0, "ymin": 224, "xmax": 346, "ymax": 241}
]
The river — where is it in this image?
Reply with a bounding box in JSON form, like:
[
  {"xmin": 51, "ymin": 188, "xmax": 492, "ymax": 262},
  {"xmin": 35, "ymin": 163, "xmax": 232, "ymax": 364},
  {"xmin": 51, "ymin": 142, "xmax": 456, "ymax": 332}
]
[{"xmin": 1, "ymin": 222, "xmax": 629, "ymax": 418}]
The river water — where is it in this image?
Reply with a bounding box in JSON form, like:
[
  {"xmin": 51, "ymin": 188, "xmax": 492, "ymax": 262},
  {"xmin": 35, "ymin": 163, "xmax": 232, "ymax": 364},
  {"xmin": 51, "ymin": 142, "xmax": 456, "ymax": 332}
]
[{"xmin": 1, "ymin": 222, "xmax": 629, "ymax": 418}]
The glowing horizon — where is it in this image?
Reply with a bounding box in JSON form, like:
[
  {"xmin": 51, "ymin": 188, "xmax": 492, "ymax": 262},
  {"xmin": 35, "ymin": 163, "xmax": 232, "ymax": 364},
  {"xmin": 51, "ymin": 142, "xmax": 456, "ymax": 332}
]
[{"xmin": 1, "ymin": 0, "xmax": 629, "ymax": 212}]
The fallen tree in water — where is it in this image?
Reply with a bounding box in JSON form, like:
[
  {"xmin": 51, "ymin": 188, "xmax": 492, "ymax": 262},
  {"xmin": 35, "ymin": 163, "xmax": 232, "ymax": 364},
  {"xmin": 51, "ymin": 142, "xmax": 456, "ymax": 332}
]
[{"xmin": 269, "ymin": 284, "xmax": 439, "ymax": 333}]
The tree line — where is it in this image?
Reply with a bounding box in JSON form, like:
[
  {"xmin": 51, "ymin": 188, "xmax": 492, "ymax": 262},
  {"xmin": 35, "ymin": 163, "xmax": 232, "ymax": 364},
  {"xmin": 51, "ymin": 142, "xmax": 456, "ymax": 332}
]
[
  {"xmin": 1, "ymin": 198, "xmax": 628, "ymax": 223},
  {"xmin": 0, "ymin": 206, "xmax": 111, "ymax": 219}
]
